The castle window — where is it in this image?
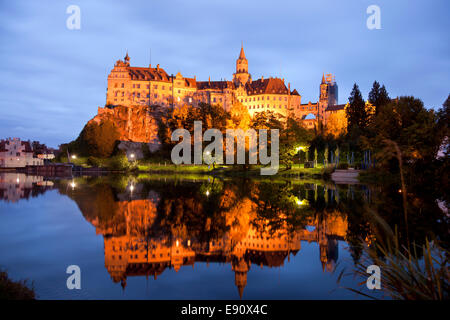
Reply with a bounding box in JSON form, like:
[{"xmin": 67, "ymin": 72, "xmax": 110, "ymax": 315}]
[
  {"xmin": 262, "ymin": 96, "xmax": 264, "ymax": 100},
  {"xmin": 121, "ymin": 83, "xmax": 124, "ymax": 88},
  {"xmin": 147, "ymin": 94, "xmax": 149, "ymax": 98},
  {"xmin": 137, "ymin": 84, "xmax": 140, "ymax": 89},
  {"xmin": 162, "ymin": 85, "xmax": 165, "ymax": 90},
  {"xmin": 133, "ymin": 84, "xmax": 135, "ymax": 88},
  {"xmin": 122, "ymin": 92, "xmax": 124, "ymax": 97},
  {"xmin": 137, "ymin": 93, "xmax": 140, "ymax": 98},
  {"xmin": 114, "ymin": 83, "xmax": 118, "ymax": 88},
  {"xmin": 154, "ymin": 94, "xmax": 157, "ymax": 98},
  {"xmin": 178, "ymin": 90, "xmax": 181, "ymax": 94},
  {"xmin": 147, "ymin": 85, "xmax": 150, "ymax": 89},
  {"xmin": 154, "ymin": 85, "xmax": 158, "ymax": 89}
]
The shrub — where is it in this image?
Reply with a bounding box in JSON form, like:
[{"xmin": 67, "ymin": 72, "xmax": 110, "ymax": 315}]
[
  {"xmin": 0, "ymin": 271, "xmax": 35, "ymax": 300},
  {"xmin": 87, "ymin": 156, "xmax": 103, "ymax": 167},
  {"xmin": 304, "ymin": 161, "xmax": 314, "ymax": 168},
  {"xmin": 337, "ymin": 163, "xmax": 349, "ymax": 169},
  {"xmin": 107, "ymin": 155, "xmax": 130, "ymax": 171}
]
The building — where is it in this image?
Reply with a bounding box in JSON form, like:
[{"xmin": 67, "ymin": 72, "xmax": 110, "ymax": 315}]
[
  {"xmin": 0, "ymin": 138, "xmax": 43, "ymax": 168},
  {"xmin": 105, "ymin": 46, "xmax": 342, "ymax": 129}
]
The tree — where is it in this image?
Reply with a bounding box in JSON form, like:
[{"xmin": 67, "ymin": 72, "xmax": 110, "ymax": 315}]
[
  {"xmin": 326, "ymin": 107, "xmax": 347, "ymax": 137},
  {"xmin": 279, "ymin": 117, "xmax": 312, "ymax": 169},
  {"xmin": 76, "ymin": 120, "xmax": 120, "ymax": 157},
  {"xmin": 368, "ymin": 81, "xmax": 391, "ymax": 115},
  {"xmin": 228, "ymin": 101, "xmax": 251, "ymax": 130},
  {"xmin": 365, "ymin": 96, "xmax": 441, "ymax": 167},
  {"xmin": 346, "ymin": 83, "xmax": 368, "ymax": 131}
]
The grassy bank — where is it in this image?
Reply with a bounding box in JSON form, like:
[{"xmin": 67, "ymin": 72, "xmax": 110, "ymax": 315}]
[{"xmin": 55, "ymin": 156, "xmax": 333, "ymax": 179}]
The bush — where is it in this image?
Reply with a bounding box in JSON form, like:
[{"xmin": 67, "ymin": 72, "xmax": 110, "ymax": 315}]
[
  {"xmin": 337, "ymin": 163, "xmax": 349, "ymax": 169},
  {"xmin": 322, "ymin": 165, "xmax": 335, "ymax": 179},
  {"xmin": 304, "ymin": 161, "xmax": 315, "ymax": 168},
  {"xmin": 87, "ymin": 156, "xmax": 103, "ymax": 167},
  {"xmin": 0, "ymin": 271, "xmax": 35, "ymax": 300},
  {"xmin": 107, "ymin": 155, "xmax": 130, "ymax": 171}
]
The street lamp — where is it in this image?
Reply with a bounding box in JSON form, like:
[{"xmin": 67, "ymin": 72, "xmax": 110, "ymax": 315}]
[{"xmin": 71, "ymin": 155, "xmax": 77, "ymax": 159}]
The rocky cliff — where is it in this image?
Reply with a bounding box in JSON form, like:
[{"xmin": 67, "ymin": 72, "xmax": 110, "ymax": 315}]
[{"xmin": 89, "ymin": 105, "xmax": 161, "ymax": 153}]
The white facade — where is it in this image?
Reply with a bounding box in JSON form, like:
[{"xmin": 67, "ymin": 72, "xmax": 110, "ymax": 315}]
[{"xmin": 0, "ymin": 138, "xmax": 44, "ymax": 168}]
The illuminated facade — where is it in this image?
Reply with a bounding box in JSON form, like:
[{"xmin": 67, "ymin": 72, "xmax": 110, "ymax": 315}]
[
  {"xmin": 105, "ymin": 47, "xmax": 345, "ymax": 129},
  {"xmin": 0, "ymin": 138, "xmax": 43, "ymax": 168}
]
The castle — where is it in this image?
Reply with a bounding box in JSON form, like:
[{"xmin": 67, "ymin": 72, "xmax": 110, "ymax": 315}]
[{"xmin": 105, "ymin": 46, "xmax": 346, "ymax": 129}]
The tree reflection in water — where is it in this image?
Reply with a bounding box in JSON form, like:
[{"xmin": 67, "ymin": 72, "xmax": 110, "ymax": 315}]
[{"xmin": 0, "ymin": 172, "xmax": 446, "ymax": 298}]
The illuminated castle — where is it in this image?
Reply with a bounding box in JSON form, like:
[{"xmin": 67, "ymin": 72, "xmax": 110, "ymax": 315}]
[{"xmin": 105, "ymin": 46, "xmax": 346, "ymax": 129}]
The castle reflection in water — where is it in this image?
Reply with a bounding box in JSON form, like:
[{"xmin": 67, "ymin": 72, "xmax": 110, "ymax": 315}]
[{"xmin": 0, "ymin": 173, "xmax": 353, "ymax": 298}]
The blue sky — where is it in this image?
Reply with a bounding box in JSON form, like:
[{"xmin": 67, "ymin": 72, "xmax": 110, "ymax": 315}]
[{"xmin": 0, "ymin": 0, "xmax": 448, "ymax": 147}]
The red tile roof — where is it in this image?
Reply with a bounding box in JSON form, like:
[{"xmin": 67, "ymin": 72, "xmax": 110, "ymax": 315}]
[
  {"xmin": 196, "ymin": 81, "xmax": 235, "ymax": 90},
  {"xmin": 246, "ymin": 78, "xmax": 289, "ymax": 95},
  {"xmin": 127, "ymin": 67, "xmax": 171, "ymax": 81},
  {"xmin": 325, "ymin": 104, "xmax": 346, "ymax": 112}
]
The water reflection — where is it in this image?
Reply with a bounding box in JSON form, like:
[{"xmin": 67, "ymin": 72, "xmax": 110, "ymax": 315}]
[
  {"xmin": 0, "ymin": 172, "xmax": 446, "ymax": 299},
  {"xmin": 0, "ymin": 173, "xmax": 53, "ymax": 203},
  {"xmin": 57, "ymin": 176, "xmax": 349, "ymax": 298}
]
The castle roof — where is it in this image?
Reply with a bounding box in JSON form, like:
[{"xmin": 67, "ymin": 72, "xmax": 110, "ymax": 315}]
[
  {"xmin": 325, "ymin": 104, "xmax": 346, "ymax": 112},
  {"xmin": 127, "ymin": 66, "xmax": 171, "ymax": 82},
  {"xmin": 238, "ymin": 44, "xmax": 246, "ymax": 60},
  {"xmin": 0, "ymin": 139, "xmax": 33, "ymax": 153},
  {"xmin": 197, "ymin": 80, "xmax": 235, "ymax": 90},
  {"xmin": 246, "ymin": 78, "xmax": 289, "ymax": 95},
  {"xmin": 290, "ymin": 89, "xmax": 300, "ymax": 96}
]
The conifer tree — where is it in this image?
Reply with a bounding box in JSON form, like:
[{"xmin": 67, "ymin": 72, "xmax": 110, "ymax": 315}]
[
  {"xmin": 368, "ymin": 81, "xmax": 390, "ymax": 115},
  {"xmin": 346, "ymin": 83, "xmax": 367, "ymax": 131}
]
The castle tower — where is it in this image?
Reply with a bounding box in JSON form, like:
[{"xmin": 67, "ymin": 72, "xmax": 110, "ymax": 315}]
[
  {"xmin": 232, "ymin": 257, "xmax": 249, "ymax": 299},
  {"xmin": 318, "ymin": 74, "xmax": 328, "ymax": 121},
  {"xmin": 124, "ymin": 51, "xmax": 130, "ymax": 66},
  {"xmin": 233, "ymin": 44, "xmax": 251, "ymax": 86}
]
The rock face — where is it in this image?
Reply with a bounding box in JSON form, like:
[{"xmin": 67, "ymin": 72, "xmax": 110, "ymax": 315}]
[{"xmin": 90, "ymin": 105, "xmax": 161, "ymax": 154}]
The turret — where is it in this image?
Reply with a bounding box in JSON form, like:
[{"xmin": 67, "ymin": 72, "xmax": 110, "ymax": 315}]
[{"xmin": 233, "ymin": 43, "xmax": 250, "ymax": 86}]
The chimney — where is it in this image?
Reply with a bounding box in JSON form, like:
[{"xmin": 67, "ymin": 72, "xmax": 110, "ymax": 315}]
[
  {"xmin": 156, "ymin": 64, "xmax": 160, "ymax": 71},
  {"xmin": 261, "ymin": 76, "xmax": 264, "ymax": 81}
]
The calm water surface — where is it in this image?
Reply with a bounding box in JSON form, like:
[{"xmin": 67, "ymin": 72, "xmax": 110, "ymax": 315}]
[{"xmin": 0, "ymin": 172, "xmax": 444, "ymax": 299}]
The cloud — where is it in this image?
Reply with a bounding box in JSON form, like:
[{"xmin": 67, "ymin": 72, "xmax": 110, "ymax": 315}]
[{"xmin": 0, "ymin": 0, "xmax": 448, "ymax": 147}]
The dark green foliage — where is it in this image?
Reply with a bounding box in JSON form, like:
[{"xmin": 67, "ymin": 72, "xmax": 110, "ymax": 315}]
[
  {"xmin": 368, "ymin": 81, "xmax": 391, "ymax": 115},
  {"xmin": 62, "ymin": 120, "xmax": 120, "ymax": 158},
  {"xmin": 0, "ymin": 271, "xmax": 35, "ymax": 300},
  {"xmin": 346, "ymin": 83, "xmax": 368, "ymax": 131}
]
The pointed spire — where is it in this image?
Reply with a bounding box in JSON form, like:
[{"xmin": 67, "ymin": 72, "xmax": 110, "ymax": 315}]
[
  {"xmin": 124, "ymin": 50, "xmax": 130, "ymax": 62},
  {"xmin": 238, "ymin": 285, "xmax": 244, "ymax": 299},
  {"xmin": 239, "ymin": 42, "xmax": 246, "ymax": 59},
  {"xmin": 321, "ymin": 73, "xmax": 325, "ymax": 84}
]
